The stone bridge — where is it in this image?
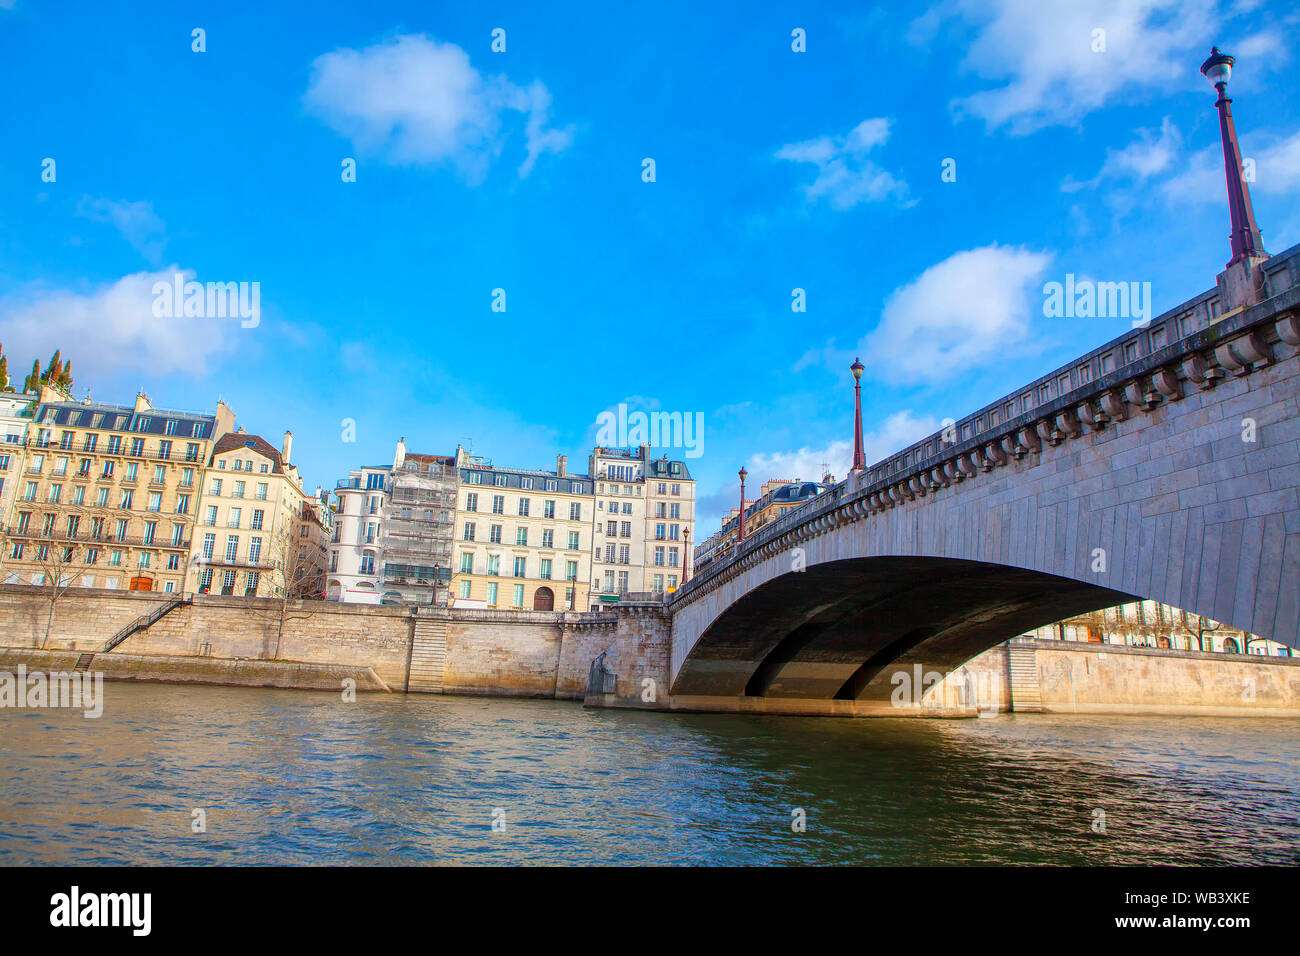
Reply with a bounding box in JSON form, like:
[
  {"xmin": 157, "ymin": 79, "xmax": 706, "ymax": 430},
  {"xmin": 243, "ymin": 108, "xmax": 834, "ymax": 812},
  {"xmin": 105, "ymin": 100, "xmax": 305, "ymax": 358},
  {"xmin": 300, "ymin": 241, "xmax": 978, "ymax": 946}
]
[{"xmin": 663, "ymin": 245, "xmax": 1300, "ymax": 713}]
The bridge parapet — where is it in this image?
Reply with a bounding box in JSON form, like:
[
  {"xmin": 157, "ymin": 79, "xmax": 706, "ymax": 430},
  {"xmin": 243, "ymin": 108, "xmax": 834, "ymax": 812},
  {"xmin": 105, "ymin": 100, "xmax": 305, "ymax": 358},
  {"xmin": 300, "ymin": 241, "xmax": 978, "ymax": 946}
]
[{"xmin": 676, "ymin": 242, "xmax": 1300, "ymax": 606}]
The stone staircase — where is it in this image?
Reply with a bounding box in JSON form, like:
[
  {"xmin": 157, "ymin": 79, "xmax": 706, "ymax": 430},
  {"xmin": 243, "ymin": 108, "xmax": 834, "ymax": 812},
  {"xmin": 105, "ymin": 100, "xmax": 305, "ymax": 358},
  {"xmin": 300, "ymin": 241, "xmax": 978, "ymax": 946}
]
[
  {"xmin": 408, "ymin": 620, "xmax": 447, "ymax": 693},
  {"xmin": 1007, "ymin": 643, "xmax": 1044, "ymax": 712}
]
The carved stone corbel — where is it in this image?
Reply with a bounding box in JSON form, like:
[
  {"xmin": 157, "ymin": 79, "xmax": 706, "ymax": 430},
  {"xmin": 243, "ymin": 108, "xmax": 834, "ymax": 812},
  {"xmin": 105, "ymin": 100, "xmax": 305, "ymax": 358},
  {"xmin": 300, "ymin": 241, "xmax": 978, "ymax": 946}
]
[
  {"xmin": 1152, "ymin": 367, "xmax": 1182, "ymax": 401},
  {"xmin": 1055, "ymin": 407, "xmax": 1082, "ymax": 438},
  {"xmin": 1100, "ymin": 391, "xmax": 1128, "ymax": 422},
  {"xmin": 1277, "ymin": 313, "xmax": 1300, "ymax": 346}
]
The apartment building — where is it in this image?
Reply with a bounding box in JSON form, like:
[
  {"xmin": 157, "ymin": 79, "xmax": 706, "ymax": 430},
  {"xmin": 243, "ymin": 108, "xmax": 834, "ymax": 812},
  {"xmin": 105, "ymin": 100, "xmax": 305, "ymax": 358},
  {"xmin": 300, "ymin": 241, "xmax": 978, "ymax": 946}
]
[
  {"xmin": 327, "ymin": 463, "xmax": 391, "ymax": 603},
  {"xmin": 380, "ymin": 439, "xmax": 455, "ymax": 604},
  {"xmin": 693, "ymin": 478, "xmax": 830, "ymax": 574},
  {"xmin": 1021, "ymin": 600, "xmax": 1294, "ymax": 656},
  {"xmin": 450, "ymin": 447, "xmax": 592, "ymax": 612},
  {"xmin": 0, "ymin": 393, "xmax": 36, "ymax": 536},
  {"xmin": 2, "ymin": 387, "xmax": 234, "ymax": 593},
  {"xmin": 588, "ymin": 445, "xmax": 695, "ymax": 606},
  {"xmin": 188, "ymin": 430, "xmax": 316, "ymax": 598},
  {"xmin": 299, "ymin": 490, "xmax": 333, "ymax": 600}
]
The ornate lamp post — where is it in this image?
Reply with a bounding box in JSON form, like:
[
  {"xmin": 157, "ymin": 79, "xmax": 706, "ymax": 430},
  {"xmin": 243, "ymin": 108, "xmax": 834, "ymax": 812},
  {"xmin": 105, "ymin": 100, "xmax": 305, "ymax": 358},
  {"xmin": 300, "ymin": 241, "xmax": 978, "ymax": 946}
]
[
  {"xmin": 682, "ymin": 527, "xmax": 690, "ymax": 583},
  {"xmin": 737, "ymin": 467, "xmax": 748, "ymax": 544},
  {"xmin": 850, "ymin": 358, "xmax": 866, "ymax": 472},
  {"xmin": 430, "ymin": 563, "xmax": 440, "ymax": 606},
  {"xmin": 1200, "ymin": 47, "xmax": 1269, "ymax": 309}
]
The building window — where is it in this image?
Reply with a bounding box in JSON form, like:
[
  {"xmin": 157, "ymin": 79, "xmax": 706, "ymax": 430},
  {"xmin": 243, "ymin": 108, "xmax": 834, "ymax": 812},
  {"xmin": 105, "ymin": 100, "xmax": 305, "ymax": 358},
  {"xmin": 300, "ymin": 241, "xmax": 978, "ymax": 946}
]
[
  {"xmin": 567, "ymin": 531, "xmax": 579, "ymax": 550},
  {"xmin": 517, "ymin": 498, "xmax": 530, "ymax": 517},
  {"xmin": 513, "ymin": 557, "xmax": 526, "ymax": 578},
  {"xmin": 512, "ymin": 584, "xmax": 524, "ymax": 607},
  {"xmin": 463, "ymin": 522, "xmax": 476, "ymax": 541},
  {"xmin": 516, "ymin": 528, "xmax": 528, "ymax": 546},
  {"xmin": 542, "ymin": 529, "xmax": 554, "ymax": 548},
  {"xmin": 459, "ymin": 580, "xmax": 472, "ymax": 599},
  {"xmin": 466, "ymin": 492, "xmax": 478, "ymax": 512},
  {"xmin": 489, "ymin": 524, "xmax": 502, "ymax": 544},
  {"xmin": 486, "ymin": 582, "xmax": 498, "ymax": 605},
  {"xmin": 460, "ymin": 553, "xmax": 474, "ymax": 574},
  {"xmin": 544, "ymin": 500, "xmax": 556, "ymax": 518}
]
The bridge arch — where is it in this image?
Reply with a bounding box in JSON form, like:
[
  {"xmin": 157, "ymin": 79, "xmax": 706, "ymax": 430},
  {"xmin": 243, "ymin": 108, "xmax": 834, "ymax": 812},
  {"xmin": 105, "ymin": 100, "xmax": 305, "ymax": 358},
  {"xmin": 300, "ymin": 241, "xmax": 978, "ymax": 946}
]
[{"xmin": 669, "ymin": 260, "xmax": 1300, "ymax": 703}]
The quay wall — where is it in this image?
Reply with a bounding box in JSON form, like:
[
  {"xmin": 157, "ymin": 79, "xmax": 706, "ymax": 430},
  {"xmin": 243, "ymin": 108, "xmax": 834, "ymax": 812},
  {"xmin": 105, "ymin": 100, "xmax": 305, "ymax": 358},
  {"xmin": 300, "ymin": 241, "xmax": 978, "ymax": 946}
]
[{"xmin": 1, "ymin": 586, "xmax": 1296, "ymax": 717}]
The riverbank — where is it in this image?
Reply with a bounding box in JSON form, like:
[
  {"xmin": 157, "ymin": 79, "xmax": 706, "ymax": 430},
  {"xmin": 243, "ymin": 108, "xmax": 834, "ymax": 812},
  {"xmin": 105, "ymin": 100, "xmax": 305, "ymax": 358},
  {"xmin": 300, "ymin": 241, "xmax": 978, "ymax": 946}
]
[
  {"xmin": 1, "ymin": 584, "xmax": 1297, "ymax": 718},
  {"xmin": 0, "ymin": 648, "xmax": 389, "ymax": 694}
]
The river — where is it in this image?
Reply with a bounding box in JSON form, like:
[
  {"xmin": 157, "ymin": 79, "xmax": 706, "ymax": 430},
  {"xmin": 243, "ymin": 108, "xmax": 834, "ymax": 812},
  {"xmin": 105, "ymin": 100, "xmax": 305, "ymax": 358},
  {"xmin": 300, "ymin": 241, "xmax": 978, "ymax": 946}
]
[{"xmin": 0, "ymin": 683, "xmax": 1296, "ymax": 865}]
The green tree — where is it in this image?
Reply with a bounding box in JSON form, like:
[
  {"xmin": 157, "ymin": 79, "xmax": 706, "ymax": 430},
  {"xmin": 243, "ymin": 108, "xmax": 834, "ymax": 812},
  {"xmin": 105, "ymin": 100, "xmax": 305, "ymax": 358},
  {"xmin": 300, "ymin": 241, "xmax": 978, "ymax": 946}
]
[{"xmin": 10, "ymin": 349, "xmax": 76, "ymax": 394}]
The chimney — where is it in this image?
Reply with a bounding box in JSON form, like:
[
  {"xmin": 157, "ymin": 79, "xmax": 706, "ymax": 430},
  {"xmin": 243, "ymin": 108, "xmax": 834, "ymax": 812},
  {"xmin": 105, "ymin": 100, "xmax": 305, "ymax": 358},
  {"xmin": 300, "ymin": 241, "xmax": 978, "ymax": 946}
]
[
  {"xmin": 393, "ymin": 437, "xmax": 406, "ymax": 470},
  {"xmin": 557, "ymin": 454, "xmax": 567, "ymax": 476},
  {"xmin": 282, "ymin": 430, "xmax": 293, "ymax": 466}
]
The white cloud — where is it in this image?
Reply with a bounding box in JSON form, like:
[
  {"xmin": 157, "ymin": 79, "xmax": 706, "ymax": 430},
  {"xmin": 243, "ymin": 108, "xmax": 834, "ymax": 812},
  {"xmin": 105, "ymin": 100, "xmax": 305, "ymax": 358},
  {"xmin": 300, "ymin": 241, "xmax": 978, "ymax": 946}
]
[
  {"xmin": 76, "ymin": 197, "xmax": 168, "ymax": 263},
  {"xmin": 776, "ymin": 118, "xmax": 909, "ymax": 209},
  {"xmin": 304, "ymin": 34, "xmax": 572, "ymax": 180},
  {"xmin": 861, "ymin": 245, "xmax": 1053, "ymax": 385},
  {"xmin": 747, "ymin": 410, "xmax": 942, "ymax": 482},
  {"xmin": 1163, "ymin": 128, "xmax": 1300, "ymax": 204},
  {"xmin": 0, "ymin": 268, "xmax": 238, "ymax": 381},
  {"xmin": 929, "ymin": 0, "xmax": 1285, "ymax": 133},
  {"xmin": 1062, "ymin": 117, "xmax": 1182, "ymax": 192}
]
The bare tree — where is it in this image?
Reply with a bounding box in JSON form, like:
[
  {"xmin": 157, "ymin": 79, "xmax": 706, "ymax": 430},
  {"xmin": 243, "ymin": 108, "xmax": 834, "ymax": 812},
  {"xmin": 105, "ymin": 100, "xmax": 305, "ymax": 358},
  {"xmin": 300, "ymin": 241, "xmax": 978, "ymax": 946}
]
[
  {"xmin": 270, "ymin": 506, "xmax": 328, "ymax": 658},
  {"xmin": 35, "ymin": 542, "xmax": 93, "ymax": 649}
]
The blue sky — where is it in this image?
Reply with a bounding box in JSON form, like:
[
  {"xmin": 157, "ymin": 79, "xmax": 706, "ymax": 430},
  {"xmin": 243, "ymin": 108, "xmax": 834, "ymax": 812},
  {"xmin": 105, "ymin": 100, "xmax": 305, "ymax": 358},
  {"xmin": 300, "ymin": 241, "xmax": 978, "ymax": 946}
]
[{"xmin": 1, "ymin": 0, "xmax": 1297, "ymax": 526}]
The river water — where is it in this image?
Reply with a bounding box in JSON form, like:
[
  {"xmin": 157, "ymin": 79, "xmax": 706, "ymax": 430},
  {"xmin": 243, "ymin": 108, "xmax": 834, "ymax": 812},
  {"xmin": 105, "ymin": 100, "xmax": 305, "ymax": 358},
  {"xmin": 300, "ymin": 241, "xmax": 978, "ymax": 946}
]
[{"xmin": 0, "ymin": 683, "xmax": 1295, "ymax": 865}]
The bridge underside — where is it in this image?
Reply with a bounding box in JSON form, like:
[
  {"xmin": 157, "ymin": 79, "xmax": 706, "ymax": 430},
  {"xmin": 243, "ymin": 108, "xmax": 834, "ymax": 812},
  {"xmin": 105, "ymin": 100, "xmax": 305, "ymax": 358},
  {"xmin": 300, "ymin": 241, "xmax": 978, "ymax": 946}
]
[{"xmin": 670, "ymin": 557, "xmax": 1137, "ymax": 702}]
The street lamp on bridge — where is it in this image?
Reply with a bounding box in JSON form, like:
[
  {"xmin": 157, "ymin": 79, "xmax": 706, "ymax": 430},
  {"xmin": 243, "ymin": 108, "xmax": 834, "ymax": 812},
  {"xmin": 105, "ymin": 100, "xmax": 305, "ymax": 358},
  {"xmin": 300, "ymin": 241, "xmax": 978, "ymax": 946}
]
[
  {"xmin": 682, "ymin": 527, "xmax": 690, "ymax": 583},
  {"xmin": 1200, "ymin": 46, "xmax": 1269, "ymax": 310},
  {"xmin": 850, "ymin": 358, "xmax": 866, "ymax": 472},
  {"xmin": 737, "ymin": 466, "xmax": 748, "ymax": 544}
]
